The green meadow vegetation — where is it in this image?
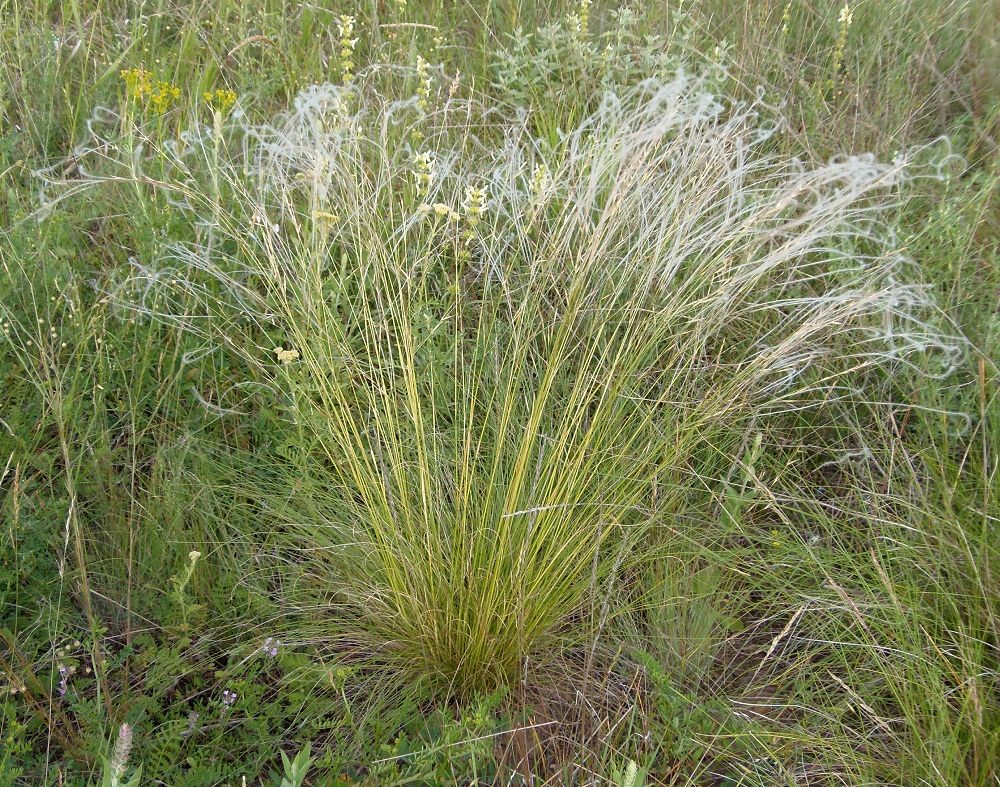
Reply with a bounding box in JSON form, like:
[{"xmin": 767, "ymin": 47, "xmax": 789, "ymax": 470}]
[{"xmin": 0, "ymin": 0, "xmax": 997, "ymax": 784}]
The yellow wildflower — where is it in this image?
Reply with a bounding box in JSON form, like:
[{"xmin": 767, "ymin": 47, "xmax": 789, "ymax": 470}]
[
  {"xmin": 203, "ymin": 88, "xmax": 237, "ymax": 112},
  {"xmin": 415, "ymin": 55, "xmax": 432, "ymax": 112},
  {"xmin": 412, "ymin": 151, "xmax": 435, "ymax": 197},
  {"xmin": 337, "ymin": 15, "xmax": 358, "ymax": 85},
  {"xmin": 578, "ymin": 0, "xmax": 592, "ymax": 34},
  {"xmin": 462, "ymin": 185, "xmax": 486, "ymax": 226},
  {"xmin": 121, "ymin": 67, "xmax": 153, "ymax": 100},
  {"xmin": 149, "ymin": 80, "xmax": 181, "ymax": 114},
  {"xmin": 122, "ymin": 66, "xmax": 180, "ymax": 114},
  {"xmin": 828, "ymin": 2, "xmax": 853, "ymax": 91}
]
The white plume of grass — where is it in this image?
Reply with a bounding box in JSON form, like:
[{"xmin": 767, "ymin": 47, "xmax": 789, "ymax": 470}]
[{"xmin": 36, "ymin": 68, "xmax": 964, "ymax": 695}]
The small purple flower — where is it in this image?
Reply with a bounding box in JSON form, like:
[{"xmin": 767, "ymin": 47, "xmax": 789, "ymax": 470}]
[
  {"xmin": 220, "ymin": 688, "xmax": 238, "ymax": 716},
  {"xmin": 262, "ymin": 637, "xmax": 281, "ymax": 658},
  {"xmin": 57, "ymin": 665, "xmax": 69, "ymax": 697}
]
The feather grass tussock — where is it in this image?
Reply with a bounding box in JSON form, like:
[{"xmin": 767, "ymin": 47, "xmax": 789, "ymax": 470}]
[{"xmin": 35, "ymin": 68, "xmax": 964, "ymax": 698}]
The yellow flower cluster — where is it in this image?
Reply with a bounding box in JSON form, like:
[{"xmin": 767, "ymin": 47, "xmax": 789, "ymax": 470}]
[
  {"xmin": 337, "ymin": 15, "xmax": 358, "ymax": 85},
  {"xmin": 410, "ymin": 55, "xmax": 433, "ymax": 143},
  {"xmin": 203, "ymin": 88, "xmax": 237, "ymax": 112},
  {"xmin": 568, "ymin": 0, "xmax": 591, "ymax": 40},
  {"xmin": 417, "ymin": 202, "xmax": 459, "ymax": 221},
  {"xmin": 578, "ymin": 0, "xmax": 592, "ymax": 35},
  {"xmin": 150, "ymin": 81, "xmax": 181, "ymax": 113},
  {"xmin": 458, "ymin": 185, "xmax": 487, "ymax": 257},
  {"xmin": 121, "ymin": 67, "xmax": 153, "ymax": 99},
  {"xmin": 529, "ymin": 163, "xmax": 551, "ymax": 204},
  {"xmin": 461, "ymin": 185, "xmax": 485, "ymax": 227},
  {"xmin": 526, "ymin": 164, "xmax": 551, "ymax": 236},
  {"xmin": 780, "ymin": 1, "xmax": 792, "ymax": 38},
  {"xmin": 415, "ymin": 55, "xmax": 432, "ymax": 112},
  {"xmin": 828, "ymin": 3, "xmax": 853, "ymax": 92},
  {"xmin": 412, "ymin": 151, "xmax": 435, "ymax": 197},
  {"xmin": 121, "ymin": 67, "xmax": 181, "ymax": 114},
  {"xmin": 314, "ymin": 210, "xmax": 340, "ymax": 225}
]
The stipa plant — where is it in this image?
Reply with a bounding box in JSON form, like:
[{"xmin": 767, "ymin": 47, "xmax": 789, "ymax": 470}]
[{"xmin": 36, "ymin": 67, "xmax": 961, "ymax": 699}]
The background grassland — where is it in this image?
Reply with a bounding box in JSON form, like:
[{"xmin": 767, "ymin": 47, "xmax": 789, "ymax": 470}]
[{"xmin": 0, "ymin": 1, "xmax": 997, "ymax": 785}]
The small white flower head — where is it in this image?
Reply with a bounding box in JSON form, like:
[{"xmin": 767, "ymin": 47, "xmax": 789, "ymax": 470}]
[
  {"xmin": 188, "ymin": 550, "xmax": 202, "ymax": 563},
  {"xmin": 274, "ymin": 346, "xmax": 301, "ymax": 364},
  {"xmin": 838, "ymin": 2, "xmax": 852, "ymax": 25}
]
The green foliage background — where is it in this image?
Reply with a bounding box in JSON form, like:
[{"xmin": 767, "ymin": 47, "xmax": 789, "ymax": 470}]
[{"xmin": 0, "ymin": 1, "xmax": 996, "ymax": 784}]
